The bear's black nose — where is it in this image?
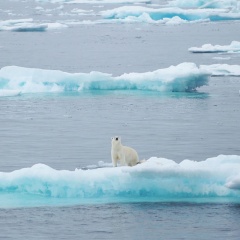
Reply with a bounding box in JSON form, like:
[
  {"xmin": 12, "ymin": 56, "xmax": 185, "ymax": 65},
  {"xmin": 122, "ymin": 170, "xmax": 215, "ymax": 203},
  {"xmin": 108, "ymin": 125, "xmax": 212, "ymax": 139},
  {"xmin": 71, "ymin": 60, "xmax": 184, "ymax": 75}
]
[{"xmin": 116, "ymin": 137, "xmax": 118, "ymax": 141}]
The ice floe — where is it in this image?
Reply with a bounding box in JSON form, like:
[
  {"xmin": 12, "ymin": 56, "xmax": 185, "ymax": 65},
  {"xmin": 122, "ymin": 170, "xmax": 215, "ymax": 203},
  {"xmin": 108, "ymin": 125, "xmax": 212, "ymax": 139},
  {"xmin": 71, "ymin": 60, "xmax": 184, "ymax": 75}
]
[
  {"xmin": 167, "ymin": 0, "xmax": 240, "ymax": 11},
  {"xmin": 101, "ymin": 6, "xmax": 240, "ymax": 24},
  {"xmin": 1, "ymin": 63, "xmax": 239, "ymax": 95},
  {"xmin": 189, "ymin": 41, "xmax": 240, "ymax": 53},
  {"xmin": 4, "ymin": 0, "xmax": 240, "ymax": 27},
  {"xmin": 0, "ymin": 155, "xmax": 239, "ymax": 204},
  {"xmin": 0, "ymin": 18, "xmax": 67, "ymax": 32},
  {"xmin": 0, "ymin": 19, "xmax": 47, "ymax": 32},
  {"xmin": 0, "ymin": 63, "xmax": 209, "ymax": 94},
  {"xmin": 212, "ymin": 57, "xmax": 231, "ymax": 60}
]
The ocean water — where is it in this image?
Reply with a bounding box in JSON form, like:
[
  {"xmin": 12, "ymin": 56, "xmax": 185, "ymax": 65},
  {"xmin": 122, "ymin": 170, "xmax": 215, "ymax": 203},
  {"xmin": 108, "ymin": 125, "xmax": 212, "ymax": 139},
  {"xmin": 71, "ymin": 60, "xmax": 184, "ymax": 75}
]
[
  {"xmin": 0, "ymin": 203, "xmax": 240, "ymax": 240},
  {"xmin": 1, "ymin": 0, "xmax": 240, "ymax": 239}
]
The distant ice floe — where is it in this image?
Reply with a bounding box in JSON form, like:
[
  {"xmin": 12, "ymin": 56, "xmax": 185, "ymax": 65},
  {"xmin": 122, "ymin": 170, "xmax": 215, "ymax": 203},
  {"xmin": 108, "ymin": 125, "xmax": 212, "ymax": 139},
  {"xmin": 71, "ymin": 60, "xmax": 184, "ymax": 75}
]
[
  {"xmin": 4, "ymin": 0, "xmax": 240, "ymax": 27},
  {"xmin": 212, "ymin": 57, "xmax": 231, "ymax": 61},
  {"xmin": 0, "ymin": 63, "xmax": 209, "ymax": 94},
  {"xmin": 200, "ymin": 64, "xmax": 240, "ymax": 76},
  {"xmin": 34, "ymin": 0, "xmax": 240, "ymax": 8},
  {"xmin": 0, "ymin": 19, "xmax": 47, "ymax": 32},
  {"xmin": 0, "ymin": 18, "xmax": 67, "ymax": 32},
  {"xmin": 0, "ymin": 155, "xmax": 240, "ymax": 206},
  {"xmin": 189, "ymin": 41, "xmax": 240, "ymax": 53},
  {"xmin": 167, "ymin": 0, "xmax": 240, "ymax": 11},
  {"xmin": 36, "ymin": 0, "xmax": 150, "ymax": 3},
  {"xmin": 71, "ymin": 8, "xmax": 94, "ymax": 15},
  {"xmin": 101, "ymin": 6, "xmax": 240, "ymax": 24}
]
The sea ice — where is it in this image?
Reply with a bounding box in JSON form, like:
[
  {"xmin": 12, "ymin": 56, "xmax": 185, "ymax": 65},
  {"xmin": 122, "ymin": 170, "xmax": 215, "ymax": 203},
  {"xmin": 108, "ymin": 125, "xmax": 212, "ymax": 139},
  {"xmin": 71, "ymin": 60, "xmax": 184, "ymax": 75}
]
[
  {"xmin": 101, "ymin": 6, "xmax": 240, "ymax": 23},
  {"xmin": 189, "ymin": 41, "xmax": 240, "ymax": 53},
  {"xmin": 0, "ymin": 63, "xmax": 210, "ymax": 94},
  {"xmin": 0, "ymin": 18, "xmax": 67, "ymax": 32},
  {"xmin": 212, "ymin": 57, "xmax": 231, "ymax": 60},
  {"xmin": 0, "ymin": 155, "xmax": 239, "ymax": 200},
  {"xmin": 167, "ymin": 0, "xmax": 240, "ymax": 11}
]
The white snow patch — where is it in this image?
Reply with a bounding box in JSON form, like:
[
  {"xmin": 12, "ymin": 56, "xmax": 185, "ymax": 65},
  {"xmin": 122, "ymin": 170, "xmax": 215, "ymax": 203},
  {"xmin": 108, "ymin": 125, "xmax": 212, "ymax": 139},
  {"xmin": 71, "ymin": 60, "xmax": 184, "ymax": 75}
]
[{"xmin": 189, "ymin": 41, "xmax": 240, "ymax": 53}]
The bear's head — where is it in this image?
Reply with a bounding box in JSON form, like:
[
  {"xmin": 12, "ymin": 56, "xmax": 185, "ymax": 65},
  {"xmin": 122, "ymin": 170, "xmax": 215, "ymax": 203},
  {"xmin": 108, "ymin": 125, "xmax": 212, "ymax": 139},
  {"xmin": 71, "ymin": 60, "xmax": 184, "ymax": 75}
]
[{"xmin": 111, "ymin": 136, "xmax": 121, "ymax": 147}]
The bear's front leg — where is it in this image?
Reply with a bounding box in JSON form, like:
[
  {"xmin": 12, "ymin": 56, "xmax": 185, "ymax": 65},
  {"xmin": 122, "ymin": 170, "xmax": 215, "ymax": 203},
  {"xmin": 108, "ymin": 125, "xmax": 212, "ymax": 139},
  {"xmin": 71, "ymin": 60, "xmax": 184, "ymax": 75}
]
[
  {"xmin": 119, "ymin": 154, "xmax": 126, "ymax": 166},
  {"xmin": 112, "ymin": 159, "xmax": 118, "ymax": 167},
  {"xmin": 111, "ymin": 154, "xmax": 118, "ymax": 167}
]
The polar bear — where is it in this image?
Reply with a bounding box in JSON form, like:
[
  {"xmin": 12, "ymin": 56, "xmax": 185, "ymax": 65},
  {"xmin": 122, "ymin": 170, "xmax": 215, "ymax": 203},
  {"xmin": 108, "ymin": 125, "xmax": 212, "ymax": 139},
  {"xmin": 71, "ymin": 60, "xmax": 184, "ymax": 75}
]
[{"xmin": 111, "ymin": 136, "xmax": 139, "ymax": 167}]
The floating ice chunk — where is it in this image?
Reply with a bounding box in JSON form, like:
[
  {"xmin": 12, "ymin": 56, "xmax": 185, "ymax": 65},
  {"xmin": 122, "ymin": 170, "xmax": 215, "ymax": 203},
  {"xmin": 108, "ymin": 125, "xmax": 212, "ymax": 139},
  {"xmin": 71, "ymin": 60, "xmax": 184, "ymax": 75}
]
[
  {"xmin": 101, "ymin": 6, "xmax": 240, "ymax": 23},
  {"xmin": 0, "ymin": 19, "xmax": 47, "ymax": 32},
  {"xmin": 200, "ymin": 64, "xmax": 240, "ymax": 76},
  {"xmin": 0, "ymin": 18, "xmax": 67, "ymax": 32},
  {"xmin": 6, "ymin": 24, "xmax": 48, "ymax": 32},
  {"xmin": 47, "ymin": 22, "xmax": 68, "ymax": 29},
  {"xmin": 189, "ymin": 41, "xmax": 240, "ymax": 53},
  {"xmin": 0, "ymin": 155, "xmax": 239, "ymax": 204},
  {"xmin": 0, "ymin": 63, "xmax": 210, "ymax": 95},
  {"xmin": 71, "ymin": 8, "xmax": 94, "ymax": 15},
  {"xmin": 168, "ymin": 0, "xmax": 240, "ymax": 11},
  {"xmin": 114, "ymin": 13, "xmax": 190, "ymax": 24},
  {"xmin": 212, "ymin": 57, "xmax": 231, "ymax": 60}
]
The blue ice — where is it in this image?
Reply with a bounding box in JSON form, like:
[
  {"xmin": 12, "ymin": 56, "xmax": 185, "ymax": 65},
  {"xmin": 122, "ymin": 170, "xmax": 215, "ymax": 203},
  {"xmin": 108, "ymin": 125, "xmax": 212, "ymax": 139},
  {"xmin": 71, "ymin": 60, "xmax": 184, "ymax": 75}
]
[{"xmin": 0, "ymin": 155, "xmax": 240, "ymax": 208}]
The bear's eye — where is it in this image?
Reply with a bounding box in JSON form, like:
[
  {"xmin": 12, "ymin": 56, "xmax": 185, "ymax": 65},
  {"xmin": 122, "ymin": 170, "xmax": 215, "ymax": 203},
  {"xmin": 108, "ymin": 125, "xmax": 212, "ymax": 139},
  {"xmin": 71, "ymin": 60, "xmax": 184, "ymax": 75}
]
[{"xmin": 116, "ymin": 137, "xmax": 118, "ymax": 141}]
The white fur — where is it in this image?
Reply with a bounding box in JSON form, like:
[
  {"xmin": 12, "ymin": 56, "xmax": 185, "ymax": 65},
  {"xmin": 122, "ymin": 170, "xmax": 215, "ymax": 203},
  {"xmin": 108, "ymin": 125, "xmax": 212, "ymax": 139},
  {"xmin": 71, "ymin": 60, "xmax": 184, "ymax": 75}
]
[{"xmin": 111, "ymin": 136, "xmax": 139, "ymax": 167}]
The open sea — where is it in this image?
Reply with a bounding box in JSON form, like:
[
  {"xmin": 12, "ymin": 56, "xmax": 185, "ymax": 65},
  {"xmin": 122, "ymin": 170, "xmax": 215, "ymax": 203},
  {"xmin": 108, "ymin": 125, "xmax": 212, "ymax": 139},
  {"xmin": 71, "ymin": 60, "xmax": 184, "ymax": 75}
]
[{"xmin": 0, "ymin": 0, "xmax": 240, "ymax": 239}]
